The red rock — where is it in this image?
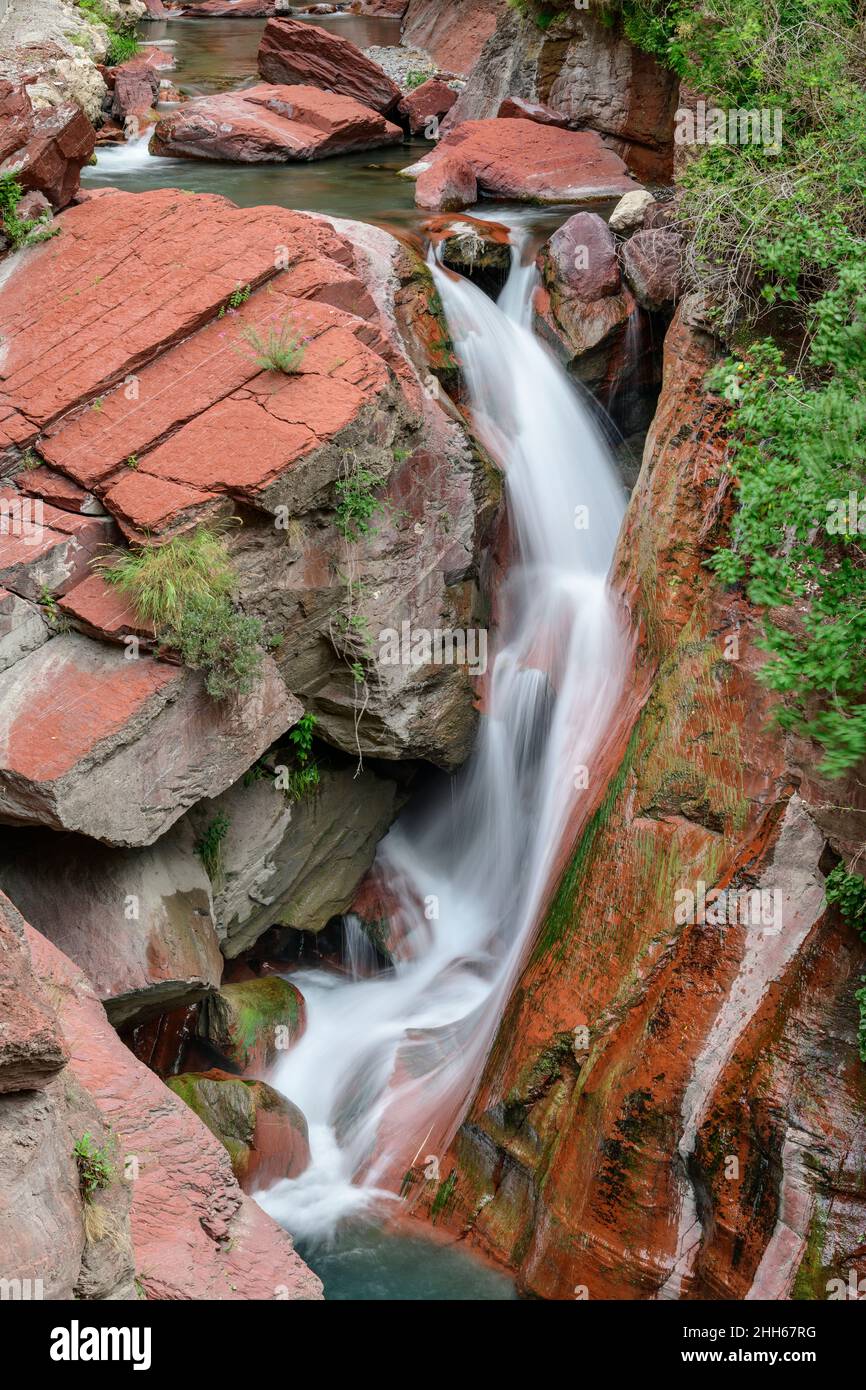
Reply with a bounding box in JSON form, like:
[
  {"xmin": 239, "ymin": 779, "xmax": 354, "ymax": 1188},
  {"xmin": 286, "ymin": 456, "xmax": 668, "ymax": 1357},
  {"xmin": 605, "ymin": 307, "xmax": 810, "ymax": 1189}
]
[
  {"xmin": 0, "ymin": 81, "xmax": 35, "ymax": 161},
  {"xmin": 257, "ymin": 17, "xmax": 402, "ymax": 113},
  {"xmin": 398, "ymin": 77, "xmax": 457, "ymax": 135},
  {"xmin": 402, "ymin": 0, "xmax": 501, "ymax": 76},
  {"xmin": 0, "ymin": 486, "xmax": 116, "ymax": 601},
  {"xmin": 57, "ymin": 573, "xmax": 155, "ymax": 643},
  {"xmin": 167, "ymin": 1070, "xmax": 311, "ymax": 1193},
  {"xmin": 0, "ymin": 633, "xmax": 302, "ymax": 845},
  {"xmin": 413, "ymin": 119, "xmax": 639, "ymax": 209},
  {"xmin": 0, "ymin": 824, "xmax": 221, "ymax": 1028},
  {"xmin": 19, "ymin": 465, "xmax": 92, "ymax": 513},
  {"xmin": 547, "ymin": 212, "xmax": 620, "ymax": 299},
  {"xmin": 620, "ymin": 227, "xmax": 683, "ymax": 310},
  {"xmin": 26, "ymin": 925, "xmax": 322, "ymax": 1300},
  {"xmin": 110, "ymin": 62, "xmax": 160, "ymax": 126},
  {"xmin": 151, "ymin": 83, "xmax": 403, "ymax": 162},
  {"xmin": 498, "ymin": 95, "xmax": 568, "ymax": 127},
  {"xmin": 185, "ymin": 0, "xmax": 275, "ymax": 11},
  {"xmin": 0, "ymin": 891, "xmax": 67, "ymax": 1093},
  {"xmin": 0, "ymin": 93, "xmax": 95, "ymax": 210},
  {"xmin": 416, "ymin": 155, "xmax": 477, "ymax": 212}
]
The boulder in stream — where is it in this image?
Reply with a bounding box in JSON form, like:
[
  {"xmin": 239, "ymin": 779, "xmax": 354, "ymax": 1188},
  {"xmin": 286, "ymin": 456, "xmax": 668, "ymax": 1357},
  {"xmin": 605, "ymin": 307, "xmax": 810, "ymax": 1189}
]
[
  {"xmin": 150, "ymin": 84, "xmax": 403, "ymax": 162},
  {"xmin": 167, "ymin": 1070, "xmax": 311, "ymax": 1192},
  {"xmin": 257, "ymin": 16, "xmax": 402, "ymax": 113}
]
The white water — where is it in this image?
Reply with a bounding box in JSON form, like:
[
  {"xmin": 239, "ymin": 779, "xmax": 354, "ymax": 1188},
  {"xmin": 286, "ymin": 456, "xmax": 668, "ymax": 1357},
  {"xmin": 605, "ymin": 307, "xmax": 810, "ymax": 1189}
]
[{"xmin": 259, "ymin": 221, "xmax": 630, "ymax": 1241}]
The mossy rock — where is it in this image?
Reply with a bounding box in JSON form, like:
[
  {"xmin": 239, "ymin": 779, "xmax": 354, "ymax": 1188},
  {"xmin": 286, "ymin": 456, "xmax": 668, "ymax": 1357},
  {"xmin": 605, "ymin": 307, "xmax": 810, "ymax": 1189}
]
[
  {"xmin": 197, "ymin": 976, "xmax": 305, "ymax": 1073},
  {"xmin": 167, "ymin": 1069, "xmax": 310, "ymax": 1190}
]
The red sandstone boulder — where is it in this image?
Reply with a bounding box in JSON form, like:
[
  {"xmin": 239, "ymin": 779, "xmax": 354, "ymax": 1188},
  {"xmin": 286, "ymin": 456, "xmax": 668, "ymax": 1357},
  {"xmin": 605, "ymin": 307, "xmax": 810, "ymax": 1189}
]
[
  {"xmin": 0, "ymin": 892, "xmax": 67, "ymax": 1093},
  {"xmin": 546, "ymin": 212, "xmax": 621, "ymax": 300},
  {"xmin": 0, "ymin": 81, "xmax": 35, "ymax": 162},
  {"xmin": 398, "ymin": 77, "xmax": 457, "ymax": 135},
  {"xmin": 0, "ymin": 90, "xmax": 95, "ymax": 210},
  {"xmin": 110, "ymin": 61, "xmax": 161, "ymax": 127},
  {"xmin": 185, "ymin": 0, "xmax": 275, "ymax": 11},
  {"xmin": 410, "ymin": 119, "xmax": 639, "ymax": 210},
  {"xmin": 498, "ymin": 95, "xmax": 568, "ymax": 127},
  {"xmin": 26, "ymin": 925, "xmax": 322, "ymax": 1300},
  {"xmin": 0, "ymin": 633, "xmax": 301, "ymax": 845},
  {"xmin": 151, "ymin": 83, "xmax": 403, "ymax": 161},
  {"xmin": 0, "ymin": 823, "xmax": 222, "ymax": 1027},
  {"xmin": 257, "ymin": 17, "xmax": 401, "ymax": 113},
  {"xmin": 416, "ymin": 154, "xmax": 477, "ymax": 211},
  {"xmin": 167, "ymin": 1071, "xmax": 311, "ymax": 1193},
  {"xmin": 620, "ymin": 227, "xmax": 683, "ymax": 311}
]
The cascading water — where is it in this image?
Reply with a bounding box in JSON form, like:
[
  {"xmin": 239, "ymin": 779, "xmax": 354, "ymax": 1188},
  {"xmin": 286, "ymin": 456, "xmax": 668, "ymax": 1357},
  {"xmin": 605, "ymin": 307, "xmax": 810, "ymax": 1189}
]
[{"xmin": 259, "ymin": 217, "xmax": 630, "ymax": 1242}]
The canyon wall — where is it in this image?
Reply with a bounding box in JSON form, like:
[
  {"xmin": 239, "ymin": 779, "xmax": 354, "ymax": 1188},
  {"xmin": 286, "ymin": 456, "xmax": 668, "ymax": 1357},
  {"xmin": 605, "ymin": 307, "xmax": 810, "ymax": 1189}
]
[{"xmin": 416, "ymin": 307, "xmax": 866, "ymax": 1300}]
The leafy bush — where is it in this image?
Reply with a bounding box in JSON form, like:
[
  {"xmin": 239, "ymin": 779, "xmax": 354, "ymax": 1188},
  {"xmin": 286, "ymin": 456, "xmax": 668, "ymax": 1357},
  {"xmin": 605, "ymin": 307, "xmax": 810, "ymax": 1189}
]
[
  {"xmin": 74, "ymin": 1133, "xmax": 114, "ymax": 1203},
  {"xmin": 617, "ymin": 0, "xmax": 866, "ymax": 776},
  {"xmin": 0, "ymin": 171, "xmax": 58, "ymax": 251},
  {"xmin": 171, "ymin": 591, "xmax": 263, "ymax": 701},
  {"xmin": 283, "ymin": 712, "xmax": 320, "ymax": 803}
]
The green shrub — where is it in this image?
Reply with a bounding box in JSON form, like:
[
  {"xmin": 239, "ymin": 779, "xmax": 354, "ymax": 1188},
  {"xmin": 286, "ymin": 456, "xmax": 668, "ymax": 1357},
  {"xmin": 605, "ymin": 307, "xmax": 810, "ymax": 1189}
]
[
  {"xmin": 0, "ymin": 171, "xmax": 58, "ymax": 251},
  {"xmin": 283, "ymin": 711, "xmax": 320, "ymax": 803},
  {"xmin": 73, "ymin": 1133, "xmax": 114, "ymax": 1203},
  {"xmin": 105, "ymin": 31, "xmax": 139, "ymax": 65},
  {"xmin": 335, "ymin": 466, "xmax": 382, "ymax": 540},
  {"xmin": 617, "ymin": 0, "xmax": 866, "ymax": 777},
  {"xmin": 170, "ymin": 591, "xmax": 263, "ymax": 701}
]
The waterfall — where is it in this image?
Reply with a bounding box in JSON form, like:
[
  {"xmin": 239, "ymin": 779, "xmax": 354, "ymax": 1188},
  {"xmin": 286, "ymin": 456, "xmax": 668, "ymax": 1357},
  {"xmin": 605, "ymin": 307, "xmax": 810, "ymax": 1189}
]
[{"xmin": 258, "ymin": 220, "xmax": 630, "ymax": 1242}]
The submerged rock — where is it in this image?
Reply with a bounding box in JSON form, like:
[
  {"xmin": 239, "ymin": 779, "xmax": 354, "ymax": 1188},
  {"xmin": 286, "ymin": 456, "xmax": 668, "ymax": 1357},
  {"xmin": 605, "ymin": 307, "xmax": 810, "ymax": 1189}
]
[
  {"xmin": 150, "ymin": 84, "xmax": 403, "ymax": 162},
  {"xmin": 167, "ymin": 1070, "xmax": 311, "ymax": 1192},
  {"xmin": 257, "ymin": 17, "xmax": 402, "ymax": 114}
]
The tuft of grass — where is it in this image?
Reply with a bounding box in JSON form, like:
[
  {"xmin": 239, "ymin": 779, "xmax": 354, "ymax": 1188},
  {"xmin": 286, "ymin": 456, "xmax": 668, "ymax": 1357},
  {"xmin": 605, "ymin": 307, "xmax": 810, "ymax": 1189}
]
[
  {"xmin": 195, "ymin": 811, "xmax": 230, "ymax": 886},
  {"xmin": 241, "ymin": 315, "xmax": 305, "ymax": 374},
  {"xmin": 98, "ymin": 528, "xmax": 264, "ymax": 699}
]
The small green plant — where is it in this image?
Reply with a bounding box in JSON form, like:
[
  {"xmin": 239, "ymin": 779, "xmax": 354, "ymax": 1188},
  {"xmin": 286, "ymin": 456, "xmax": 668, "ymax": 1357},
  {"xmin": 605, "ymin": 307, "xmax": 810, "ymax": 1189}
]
[
  {"xmin": 404, "ymin": 70, "xmax": 429, "ymax": 90},
  {"xmin": 282, "ymin": 711, "xmax": 320, "ymax": 803},
  {"xmin": 74, "ymin": 1133, "xmax": 114, "ymax": 1204},
  {"xmin": 98, "ymin": 528, "xmax": 264, "ymax": 699},
  {"xmin": 105, "ymin": 31, "xmax": 139, "ymax": 65},
  {"xmin": 218, "ymin": 283, "xmax": 251, "ymax": 318},
  {"xmin": 240, "ymin": 315, "xmax": 305, "ymax": 374},
  {"xmin": 195, "ymin": 811, "xmax": 230, "ymax": 885},
  {"xmin": 126, "ymin": 454, "xmax": 139, "ymax": 469},
  {"xmin": 0, "ymin": 171, "xmax": 59, "ymax": 252},
  {"xmin": 335, "ymin": 466, "xmax": 382, "ymax": 540},
  {"xmin": 431, "ymin": 1169, "xmax": 458, "ymax": 1224}
]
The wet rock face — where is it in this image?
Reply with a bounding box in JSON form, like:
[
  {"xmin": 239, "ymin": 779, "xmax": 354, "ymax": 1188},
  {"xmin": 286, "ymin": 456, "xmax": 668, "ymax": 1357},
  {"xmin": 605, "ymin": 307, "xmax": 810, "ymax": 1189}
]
[
  {"xmin": 440, "ymin": 4, "xmax": 679, "ymax": 181},
  {"xmin": 410, "ymin": 118, "xmax": 639, "ymax": 210},
  {"xmin": 401, "ymin": 0, "xmax": 503, "ymax": 76},
  {"xmin": 421, "ymin": 310, "xmax": 866, "ymax": 1301},
  {"xmin": 26, "ymin": 925, "xmax": 322, "ymax": 1300},
  {"xmin": 0, "ymin": 893, "xmax": 136, "ymax": 1300},
  {"xmin": 150, "ymin": 84, "xmax": 403, "ymax": 162},
  {"xmin": 188, "ymin": 762, "xmax": 401, "ymax": 958},
  {"xmin": 257, "ymin": 17, "xmax": 402, "ymax": 113},
  {"xmin": 0, "ymin": 80, "xmax": 95, "ymax": 209},
  {"xmin": 0, "ymin": 826, "xmax": 222, "ymax": 1028},
  {"xmin": 197, "ymin": 977, "xmax": 305, "ymax": 1074}
]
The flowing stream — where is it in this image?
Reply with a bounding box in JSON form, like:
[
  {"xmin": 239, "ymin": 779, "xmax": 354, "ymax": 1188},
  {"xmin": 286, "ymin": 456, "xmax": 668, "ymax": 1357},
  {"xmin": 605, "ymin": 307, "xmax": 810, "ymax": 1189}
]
[{"xmin": 259, "ymin": 221, "xmax": 630, "ymax": 1242}]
